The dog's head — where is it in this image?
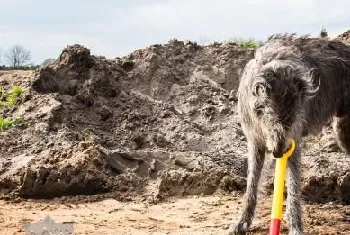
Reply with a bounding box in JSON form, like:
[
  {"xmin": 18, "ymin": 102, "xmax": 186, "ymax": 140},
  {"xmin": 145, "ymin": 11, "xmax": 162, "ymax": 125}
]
[{"xmin": 238, "ymin": 56, "xmax": 319, "ymax": 157}]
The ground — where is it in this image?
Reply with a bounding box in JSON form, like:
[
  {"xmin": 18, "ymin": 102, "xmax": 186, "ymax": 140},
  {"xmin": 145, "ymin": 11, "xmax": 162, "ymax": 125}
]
[{"xmin": 1, "ymin": 195, "xmax": 350, "ymax": 235}]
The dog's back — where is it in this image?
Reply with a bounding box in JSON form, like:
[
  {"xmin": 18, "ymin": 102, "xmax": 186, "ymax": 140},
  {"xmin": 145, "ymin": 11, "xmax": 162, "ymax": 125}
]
[{"xmin": 252, "ymin": 36, "xmax": 350, "ymax": 135}]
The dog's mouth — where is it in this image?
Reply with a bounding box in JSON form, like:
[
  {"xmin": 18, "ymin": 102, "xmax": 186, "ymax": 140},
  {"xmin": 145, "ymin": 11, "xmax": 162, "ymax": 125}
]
[{"xmin": 266, "ymin": 138, "xmax": 291, "ymax": 158}]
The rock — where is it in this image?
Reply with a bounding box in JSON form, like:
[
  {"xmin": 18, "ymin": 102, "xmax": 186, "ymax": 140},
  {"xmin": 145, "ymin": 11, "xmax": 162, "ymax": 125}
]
[{"xmin": 99, "ymin": 105, "xmax": 113, "ymax": 121}]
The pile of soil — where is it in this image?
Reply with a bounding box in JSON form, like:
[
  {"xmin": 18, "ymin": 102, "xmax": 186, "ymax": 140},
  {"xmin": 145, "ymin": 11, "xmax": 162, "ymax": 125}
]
[
  {"xmin": 337, "ymin": 30, "xmax": 350, "ymax": 44},
  {"xmin": 0, "ymin": 36, "xmax": 349, "ymax": 206}
]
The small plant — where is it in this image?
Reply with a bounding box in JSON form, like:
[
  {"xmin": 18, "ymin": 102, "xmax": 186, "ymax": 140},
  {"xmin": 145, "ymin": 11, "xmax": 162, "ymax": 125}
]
[
  {"xmin": 238, "ymin": 39, "xmax": 263, "ymax": 49},
  {"xmin": 0, "ymin": 85, "xmax": 26, "ymax": 132},
  {"xmin": 224, "ymin": 38, "xmax": 263, "ymax": 49},
  {"xmin": 0, "ymin": 117, "xmax": 14, "ymax": 131},
  {"xmin": 82, "ymin": 129, "xmax": 95, "ymax": 143},
  {"xmin": 0, "ymin": 116, "xmax": 25, "ymax": 131},
  {"xmin": 320, "ymin": 27, "xmax": 328, "ymax": 38},
  {"xmin": 6, "ymin": 86, "xmax": 22, "ymax": 106},
  {"xmin": 0, "ymin": 85, "xmax": 23, "ymax": 107}
]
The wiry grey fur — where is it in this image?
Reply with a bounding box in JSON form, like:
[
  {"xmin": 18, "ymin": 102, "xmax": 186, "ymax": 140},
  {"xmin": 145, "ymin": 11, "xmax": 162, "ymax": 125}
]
[{"xmin": 230, "ymin": 35, "xmax": 350, "ymax": 235}]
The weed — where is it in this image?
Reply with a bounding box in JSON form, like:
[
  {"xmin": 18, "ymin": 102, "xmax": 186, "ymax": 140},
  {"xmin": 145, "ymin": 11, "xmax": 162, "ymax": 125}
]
[
  {"xmin": 6, "ymin": 86, "xmax": 23, "ymax": 106},
  {"xmin": 82, "ymin": 130, "xmax": 96, "ymax": 143},
  {"xmin": 236, "ymin": 39, "xmax": 263, "ymax": 49},
  {"xmin": 320, "ymin": 27, "xmax": 328, "ymax": 38},
  {"xmin": 0, "ymin": 85, "xmax": 23, "ymax": 107},
  {"xmin": 0, "ymin": 116, "xmax": 25, "ymax": 132},
  {"xmin": 222, "ymin": 38, "xmax": 263, "ymax": 49},
  {"xmin": 0, "ymin": 85, "xmax": 26, "ymax": 131}
]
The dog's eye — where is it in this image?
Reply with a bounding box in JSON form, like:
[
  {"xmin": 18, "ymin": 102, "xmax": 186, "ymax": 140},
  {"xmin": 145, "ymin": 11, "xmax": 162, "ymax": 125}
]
[
  {"xmin": 254, "ymin": 104, "xmax": 264, "ymax": 116},
  {"xmin": 252, "ymin": 82, "xmax": 268, "ymax": 97}
]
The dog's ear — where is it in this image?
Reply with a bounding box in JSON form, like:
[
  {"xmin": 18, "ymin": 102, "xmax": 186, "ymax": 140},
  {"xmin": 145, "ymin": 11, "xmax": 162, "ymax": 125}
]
[
  {"xmin": 251, "ymin": 66, "xmax": 276, "ymax": 97},
  {"xmin": 262, "ymin": 60, "xmax": 320, "ymax": 99},
  {"xmin": 294, "ymin": 69, "xmax": 320, "ymax": 99}
]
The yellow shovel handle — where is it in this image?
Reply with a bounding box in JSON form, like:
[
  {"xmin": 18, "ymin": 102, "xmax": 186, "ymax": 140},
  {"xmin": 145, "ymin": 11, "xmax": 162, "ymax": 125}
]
[
  {"xmin": 269, "ymin": 139, "xmax": 296, "ymax": 235},
  {"xmin": 271, "ymin": 139, "xmax": 295, "ymax": 219}
]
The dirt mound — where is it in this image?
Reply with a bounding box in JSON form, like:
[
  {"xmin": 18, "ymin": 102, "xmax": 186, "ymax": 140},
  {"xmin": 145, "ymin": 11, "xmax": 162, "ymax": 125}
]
[
  {"xmin": 0, "ymin": 41, "xmax": 252, "ymax": 201},
  {"xmin": 336, "ymin": 30, "xmax": 350, "ymax": 44},
  {"xmin": 0, "ymin": 36, "xmax": 350, "ymax": 205}
]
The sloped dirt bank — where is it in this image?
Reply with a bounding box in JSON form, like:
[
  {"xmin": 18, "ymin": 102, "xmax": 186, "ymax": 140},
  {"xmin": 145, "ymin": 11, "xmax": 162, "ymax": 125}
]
[{"xmin": 0, "ymin": 37, "xmax": 349, "ymax": 206}]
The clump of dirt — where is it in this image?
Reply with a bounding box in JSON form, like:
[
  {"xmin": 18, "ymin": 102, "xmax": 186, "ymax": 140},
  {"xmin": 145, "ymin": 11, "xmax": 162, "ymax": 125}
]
[
  {"xmin": 0, "ymin": 34, "xmax": 349, "ymax": 206},
  {"xmin": 19, "ymin": 143, "xmax": 116, "ymax": 198},
  {"xmin": 336, "ymin": 30, "xmax": 350, "ymax": 45},
  {"xmin": 302, "ymin": 150, "xmax": 350, "ymax": 204}
]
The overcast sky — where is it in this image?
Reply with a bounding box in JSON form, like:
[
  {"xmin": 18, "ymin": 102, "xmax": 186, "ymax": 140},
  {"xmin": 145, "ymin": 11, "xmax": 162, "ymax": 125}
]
[{"xmin": 0, "ymin": 0, "xmax": 349, "ymax": 65}]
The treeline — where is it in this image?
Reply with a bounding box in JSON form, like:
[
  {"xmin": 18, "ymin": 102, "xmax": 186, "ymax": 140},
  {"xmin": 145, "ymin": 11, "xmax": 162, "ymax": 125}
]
[
  {"xmin": 0, "ymin": 65, "xmax": 40, "ymax": 70},
  {"xmin": 0, "ymin": 44, "xmax": 41, "ymax": 69}
]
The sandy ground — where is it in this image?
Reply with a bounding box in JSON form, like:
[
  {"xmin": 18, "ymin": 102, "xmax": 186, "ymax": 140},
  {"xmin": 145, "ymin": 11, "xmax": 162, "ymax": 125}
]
[{"xmin": 1, "ymin": 195, "xmax": 350, "ymax": 235}]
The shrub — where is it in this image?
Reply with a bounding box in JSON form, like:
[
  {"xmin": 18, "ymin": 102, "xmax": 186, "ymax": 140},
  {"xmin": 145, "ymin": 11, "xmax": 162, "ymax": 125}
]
[{"xmin": 320, "ymin": 28, "xmax": 328, "ymax": 38}]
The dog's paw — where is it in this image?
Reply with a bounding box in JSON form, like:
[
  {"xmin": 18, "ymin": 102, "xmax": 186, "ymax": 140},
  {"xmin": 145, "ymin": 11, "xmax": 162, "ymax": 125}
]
[{"xmin": 228, "ymin": 221, "xmax": 249, "ymax": 235}]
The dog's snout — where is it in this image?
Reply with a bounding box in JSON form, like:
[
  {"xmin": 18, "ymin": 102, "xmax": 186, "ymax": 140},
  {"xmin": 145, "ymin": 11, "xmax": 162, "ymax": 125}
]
[{"xmin": 273, "ymin": 140, "xmax": 287, "ymax": 158}]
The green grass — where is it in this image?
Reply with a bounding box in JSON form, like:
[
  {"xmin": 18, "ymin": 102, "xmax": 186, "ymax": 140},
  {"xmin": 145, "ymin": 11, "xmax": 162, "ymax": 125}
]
[
  {"xmin": 0, "ymin": 86, "xmax": 26, "ymax": 132},
  {"xmin": 6, "ymin": 86, "xmax": 23, "ymax": 105},
  {"xmin": 219, "ymin": 38, "xmax": 263, "ymax": 49},
  {"xmin": 0, "ymin": 116, "xmax": 25, "ymax": 132},
  {"xmin": 199, "ymin": 37, "xmax": 264, "ymax": 48},
  {"xmin": 238, "ymin": 39, "xmax": 263, "ymax": 48},
  {"xmin": 0, "ymin": 85, "xmax": 23, "ymax": 107}
]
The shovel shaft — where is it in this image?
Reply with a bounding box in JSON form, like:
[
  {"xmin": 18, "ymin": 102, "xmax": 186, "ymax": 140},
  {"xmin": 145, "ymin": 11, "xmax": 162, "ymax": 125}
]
[{"xmin": 269, "ymin": 139, "xmax": 295, "ymax": 235}]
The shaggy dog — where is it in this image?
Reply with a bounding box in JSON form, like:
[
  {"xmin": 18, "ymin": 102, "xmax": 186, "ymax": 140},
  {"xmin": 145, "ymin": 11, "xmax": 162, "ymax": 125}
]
[{"xmin": 231, "ymin": 35, "xmax": 350, "ymax": 235}]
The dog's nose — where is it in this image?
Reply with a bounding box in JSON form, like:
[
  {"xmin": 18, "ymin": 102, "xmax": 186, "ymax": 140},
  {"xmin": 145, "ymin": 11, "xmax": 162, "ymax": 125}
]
[{"xmin": 273, "ymin": 140, "xmax": 286, "ymax": 158}]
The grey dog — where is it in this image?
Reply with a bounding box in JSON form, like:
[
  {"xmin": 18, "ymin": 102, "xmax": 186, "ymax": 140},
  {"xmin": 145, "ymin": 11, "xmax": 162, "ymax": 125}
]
[{"xmin": 231, "ymin": 35, "xmax": 350, "ymax": 235}]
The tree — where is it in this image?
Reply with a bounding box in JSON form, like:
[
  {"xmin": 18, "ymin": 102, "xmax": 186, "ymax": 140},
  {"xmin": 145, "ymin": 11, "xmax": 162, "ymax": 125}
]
[
  {"xmin": 5, "ymin": 44, "xmax": 31, "ymax": 68},
  {"xmin": 41, "ymin": 58, "xmax": 55, "ymax": 67},
  {"xmin": 320, "ymin": 27, "xmax": 328, "ymax": 38}
]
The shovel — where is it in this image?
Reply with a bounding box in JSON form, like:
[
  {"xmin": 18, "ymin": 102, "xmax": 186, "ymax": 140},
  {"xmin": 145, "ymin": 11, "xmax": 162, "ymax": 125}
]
[{"xmin": 269, "ymin": 139, "xmax": 296, "ymax": 235}]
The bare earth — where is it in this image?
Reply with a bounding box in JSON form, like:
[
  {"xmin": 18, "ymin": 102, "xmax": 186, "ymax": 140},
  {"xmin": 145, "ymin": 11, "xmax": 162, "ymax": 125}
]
[
  {"xmin": 1, "ymin": 34, "xmax": 350, "ymax": 235},
  {"xmin": 1, "ymin": 195, "xmax": 350, "ymax": 235}
]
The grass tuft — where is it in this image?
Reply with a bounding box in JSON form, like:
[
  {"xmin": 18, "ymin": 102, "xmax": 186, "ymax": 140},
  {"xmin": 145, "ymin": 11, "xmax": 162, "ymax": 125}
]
[
  {"xmin": 235, "ymin": 39, "xmax": 263, "ymax": 49},
  {"xmin": 221, "ymin": 38, "xmax": 264, "ymax": 49},
  {"xmin": 6, "ymin": 86, "xmax": 23, "ymax": 106},
  {"xmin": 320, "ymin": 27, "xmax": 328, "ymax": 38},
  {"xmin": 0, "ymin": 85, "xmax": 23, "ymax": 107},
  {"xmin": 0, "ymin": 85, "xmax": 26, "ymax": 132},
  {"xmin": 0, "ymin": 116, "xmax": 25, "ymax": 132},
  {"xmin": 239, "ymin": 40, "xmax": 263, "ymax": 48}
]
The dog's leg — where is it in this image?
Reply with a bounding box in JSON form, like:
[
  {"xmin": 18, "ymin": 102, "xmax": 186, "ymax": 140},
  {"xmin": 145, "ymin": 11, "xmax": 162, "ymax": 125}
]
[
  {"xmin": 333, "ymin": 115, "xmax": 350, "ymax": 154},
  {"xmin": 286, "ymin": 141, "xmax": 303, "ymax": 235},
  {"xmin": 231, "ymin": 141, "xmax": 265, "ymax": 235}
]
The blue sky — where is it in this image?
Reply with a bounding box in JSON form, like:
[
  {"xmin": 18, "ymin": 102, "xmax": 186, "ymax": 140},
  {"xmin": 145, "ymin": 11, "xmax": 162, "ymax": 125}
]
[{"xmin": 0, "ymin": 0, "xmax": 349, "ymax": 65}]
